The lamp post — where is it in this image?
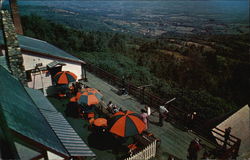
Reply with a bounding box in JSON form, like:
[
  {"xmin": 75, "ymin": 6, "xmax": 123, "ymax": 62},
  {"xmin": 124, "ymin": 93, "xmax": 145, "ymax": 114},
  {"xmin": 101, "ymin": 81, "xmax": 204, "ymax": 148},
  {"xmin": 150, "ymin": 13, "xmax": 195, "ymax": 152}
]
[{"xmin": 138, "ymin": 84, "xmax": 152, "ymax": 104}]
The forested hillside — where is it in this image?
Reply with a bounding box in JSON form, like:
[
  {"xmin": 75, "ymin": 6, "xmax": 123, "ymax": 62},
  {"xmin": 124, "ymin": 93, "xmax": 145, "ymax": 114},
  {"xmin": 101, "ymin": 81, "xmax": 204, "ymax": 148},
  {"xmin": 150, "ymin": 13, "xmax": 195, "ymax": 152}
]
[{"xmin": 21, "ymin": 15, "xmax": 250, "ymax": 120}]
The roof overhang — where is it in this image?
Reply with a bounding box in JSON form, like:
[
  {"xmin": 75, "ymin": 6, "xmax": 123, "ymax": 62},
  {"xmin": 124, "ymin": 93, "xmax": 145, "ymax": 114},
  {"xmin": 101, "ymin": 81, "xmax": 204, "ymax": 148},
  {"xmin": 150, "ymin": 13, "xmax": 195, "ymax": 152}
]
[
  {"xmin": 22, "ymin": 48, "xmax": 86, "ymax": 64},
  {"xmin": 47, "ymin": 61, "xmax": 66, "ymax": 68},
  {"xmin": 0, "ymin": 44, "xmax": 86, "ymax": 65}
]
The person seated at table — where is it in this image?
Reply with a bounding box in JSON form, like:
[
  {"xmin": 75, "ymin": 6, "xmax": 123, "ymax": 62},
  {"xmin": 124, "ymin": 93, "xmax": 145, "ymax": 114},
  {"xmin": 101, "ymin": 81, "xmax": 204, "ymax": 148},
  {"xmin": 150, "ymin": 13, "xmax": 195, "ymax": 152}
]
[
  {"xmin": 121, "ymin": 87, "xmax": 128, "ymax": 95},
  {"xmin": 58, "ymin": 89, "xmax": 67, "ymax": 98},
  {"xmin": 88, "ymin": 112, "xmax": 95, "ymax": 119},
  {"xmin": 79, "ymin": 107, "xmax": 85, "ymax": 119},
  {"xmin": 69, "ymin": 83, "xmax": 76, "ymax": 96},
  {"xmin": 107, "ymin": 101, "xmax": 114, "ymax": 112},
  {"xmin": 73, "ymin": 82, "xmax": 81, "ymax": 94},
  {"xmin": 85, "ymin": 85, "xmax": 90, "ymax": 89},
  {"xmin": 88, "ymin": 112, "xmax": 95, "ymax": 129},
  {"xmin": 119, "ymin": 107, "xmax": 124, "ymax": 112},
  {"xmin": 88, "ymin": 117, "xmax": 95, "ymax": 128},
  {"xmin": 112, "ymin": 105, "xmax": 119, "ymax": 114}
]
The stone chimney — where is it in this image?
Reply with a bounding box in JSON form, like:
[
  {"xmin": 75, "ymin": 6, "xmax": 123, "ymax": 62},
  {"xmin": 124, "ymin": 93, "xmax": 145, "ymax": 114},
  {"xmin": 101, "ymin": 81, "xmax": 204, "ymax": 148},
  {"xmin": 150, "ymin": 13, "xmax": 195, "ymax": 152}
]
[
  {"xmin": 1, "ymin": 10, "xmax": 26, "ymax": 85},
  {"xmin": 9, "ymin": 0, "xmax": 23, "ymax": 35}
]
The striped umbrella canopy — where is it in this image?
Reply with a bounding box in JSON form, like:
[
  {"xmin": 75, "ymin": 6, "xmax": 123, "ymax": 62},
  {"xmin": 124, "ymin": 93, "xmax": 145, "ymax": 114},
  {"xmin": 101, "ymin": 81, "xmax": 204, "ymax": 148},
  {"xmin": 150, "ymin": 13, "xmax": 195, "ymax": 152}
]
[
  {"xmin": 53, "ymin": 71, "xmax": 77, "ymax": 84},
  {"xmin": 80, "ymin": 88, "xmax": 103, "ymax": 101},
  {"xmin": 77, "ymin": 92, "xmax": 101, "ymax": 106},
  {"xmin": 109, "ymin": 110, "xmax": 146, "ymax": 137}
]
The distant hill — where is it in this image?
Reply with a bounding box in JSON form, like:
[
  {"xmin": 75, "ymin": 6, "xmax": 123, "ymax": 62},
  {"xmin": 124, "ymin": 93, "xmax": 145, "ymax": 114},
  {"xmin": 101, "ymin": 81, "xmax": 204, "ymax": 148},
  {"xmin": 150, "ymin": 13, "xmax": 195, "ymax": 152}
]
[{"xmin": 21, "ymin": 15, "xmax": 250, "ymax": 120}]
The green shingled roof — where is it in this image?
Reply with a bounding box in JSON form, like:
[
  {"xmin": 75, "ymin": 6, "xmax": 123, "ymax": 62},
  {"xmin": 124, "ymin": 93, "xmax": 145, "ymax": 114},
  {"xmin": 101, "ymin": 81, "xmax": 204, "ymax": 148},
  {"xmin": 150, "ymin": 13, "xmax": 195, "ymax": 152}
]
[
  {"xmin": 0, "ymin": 30, "xmax": 83, "ymax": 63},
  {"xmin": 18, "ymin": 36, "xmax": 83, "ymax": 63},
  {"xmin": 0, "ymin": 56, "xmax": 9, "ymax": 71},
  {"xmin": 25, "ymin": 87, "xmax": 58, "ymax": 112},
  {"xmin": 0, "ymin": 66, "xmax": 69, "ymax": 157}
]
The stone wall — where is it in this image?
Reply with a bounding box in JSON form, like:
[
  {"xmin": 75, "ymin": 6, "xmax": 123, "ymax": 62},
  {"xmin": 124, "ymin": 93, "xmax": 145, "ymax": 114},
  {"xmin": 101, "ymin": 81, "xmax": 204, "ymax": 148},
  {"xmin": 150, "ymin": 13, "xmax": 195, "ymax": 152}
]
[{"xmin": 1, "ymin": 10, "xmax": 26, "ymax": 85}]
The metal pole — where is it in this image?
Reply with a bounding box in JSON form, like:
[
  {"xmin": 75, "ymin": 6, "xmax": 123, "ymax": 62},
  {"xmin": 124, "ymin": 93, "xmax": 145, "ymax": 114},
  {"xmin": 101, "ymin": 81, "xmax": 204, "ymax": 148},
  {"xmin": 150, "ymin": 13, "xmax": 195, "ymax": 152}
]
[
  {"xmin": 138, "ymin": 84, "xmax": 152, "ymax": 104},
  {"xmin": 164, "ymin": 98, "xmax": 176, "ymax": 105}
]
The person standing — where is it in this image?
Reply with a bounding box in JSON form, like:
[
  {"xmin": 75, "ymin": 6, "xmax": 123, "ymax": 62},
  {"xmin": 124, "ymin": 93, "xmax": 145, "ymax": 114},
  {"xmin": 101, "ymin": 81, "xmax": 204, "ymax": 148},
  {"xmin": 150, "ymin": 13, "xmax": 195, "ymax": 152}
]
[
  {"xmin": 187, "ymin": 138, "xmax": 202, "ymax": 160},
  {"xmin": 158, "ymin": 105, "xmax": 169, "ymax": 127},
  {"xmin": 140, "ymin": 109, "xmax": 149, "ymax": 130},
  {"xmin": 145, "ymin": 105, "xmax": 151, "ymax": 116},
  {"xmin": 186, "ymin": 111, "xmax": 197, "ymax": 132},
  {"xmin": 121, "ymin": 75, "xmax": 125, "ymax": 88}
]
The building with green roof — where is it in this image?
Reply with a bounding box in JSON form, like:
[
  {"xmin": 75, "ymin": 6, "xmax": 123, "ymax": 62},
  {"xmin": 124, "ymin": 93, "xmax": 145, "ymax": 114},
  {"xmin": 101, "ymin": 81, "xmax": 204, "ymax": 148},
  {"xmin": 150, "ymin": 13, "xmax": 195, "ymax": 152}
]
[{"xmin": 0, "ymin": 65, "xmax": 95, "ymax": 159}]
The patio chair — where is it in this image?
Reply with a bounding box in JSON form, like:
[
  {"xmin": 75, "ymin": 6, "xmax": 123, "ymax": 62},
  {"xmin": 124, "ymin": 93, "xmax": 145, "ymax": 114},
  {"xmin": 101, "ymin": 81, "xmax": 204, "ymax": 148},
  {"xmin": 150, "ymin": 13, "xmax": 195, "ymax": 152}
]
[
  {"xmin": 88, "ymin": 118, "xmax": 95, "ymax": 128},
  {"xmin": 88, "ymin": 112, "xmax": 95, "ymax": 119},
  {"xmin": 58, "ymin": 93, "xmax": 66, "ymax": 98},
  {"xmin": 127, "ymin": 142, "xmax": 139, "ymax": 156}
]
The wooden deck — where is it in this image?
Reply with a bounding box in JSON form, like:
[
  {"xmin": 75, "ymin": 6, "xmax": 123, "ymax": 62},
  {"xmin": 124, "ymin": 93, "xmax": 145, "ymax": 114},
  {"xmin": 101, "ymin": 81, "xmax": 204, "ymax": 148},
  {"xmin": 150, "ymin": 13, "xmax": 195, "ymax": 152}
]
[{"xmin": 81, "ymin": 72, "xmax": 216, "ymax": 160}]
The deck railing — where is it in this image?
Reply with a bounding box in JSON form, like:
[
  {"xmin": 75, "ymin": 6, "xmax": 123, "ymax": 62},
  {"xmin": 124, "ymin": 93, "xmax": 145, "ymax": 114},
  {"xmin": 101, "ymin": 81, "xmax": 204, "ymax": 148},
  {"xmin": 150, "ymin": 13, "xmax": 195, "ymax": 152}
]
[
  {"xmin": 84, "ymin": 62, "xmax": 241, "ymax": 159},
  {"xmin": 124, "ymin": 140, "xmax": 157, "ymax": 160},
  {"xmin": 211, "ymin": 127, "xmax": 241, "ymax": 159}
]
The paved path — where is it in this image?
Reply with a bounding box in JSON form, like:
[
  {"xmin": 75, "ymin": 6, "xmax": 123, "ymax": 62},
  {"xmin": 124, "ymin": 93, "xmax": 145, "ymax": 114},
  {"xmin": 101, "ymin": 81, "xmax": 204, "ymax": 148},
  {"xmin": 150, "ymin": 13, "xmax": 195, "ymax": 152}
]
[{"xmin": 81, "ymin": 72, "xmax": 215, "ymax": 160}]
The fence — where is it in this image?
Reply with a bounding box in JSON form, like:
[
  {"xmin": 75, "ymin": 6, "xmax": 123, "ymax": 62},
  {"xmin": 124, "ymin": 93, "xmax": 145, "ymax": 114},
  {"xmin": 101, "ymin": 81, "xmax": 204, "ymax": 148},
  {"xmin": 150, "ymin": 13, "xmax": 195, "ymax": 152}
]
[
  {"xmin": 85, "ymin": 62, "xmax": 180, "ymax": 114},
  {"xmin": 84, "ymin": 62, "xmax": 241, "ymax": 159},
  {"xmin": 211, "ymin": 127, "xmax": 241, "ymax": 159},
  {"xmin": 124, "ymin": 140, "xmax": 157, "ymax": 160}
]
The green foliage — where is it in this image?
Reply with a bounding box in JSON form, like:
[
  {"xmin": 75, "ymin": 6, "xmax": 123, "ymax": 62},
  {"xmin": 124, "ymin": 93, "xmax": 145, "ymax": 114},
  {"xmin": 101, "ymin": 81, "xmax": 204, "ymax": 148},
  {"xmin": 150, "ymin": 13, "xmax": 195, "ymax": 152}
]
[{"xmin": 21, "ymin": 15, "xmax": 250, "ymax": 120}]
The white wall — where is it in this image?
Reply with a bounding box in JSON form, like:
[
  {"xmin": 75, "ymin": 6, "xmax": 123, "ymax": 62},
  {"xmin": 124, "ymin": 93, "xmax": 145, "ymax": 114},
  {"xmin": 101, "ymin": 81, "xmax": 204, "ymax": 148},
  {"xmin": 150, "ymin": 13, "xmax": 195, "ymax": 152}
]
[
  {"xmin": 23, "ymin": 53, "xmax": 82, "ymax": 92},
  {"xmin": 47, "ymin": 151, "xmax": 64, "ymax": 160},
  {"xmin": 27, "ymin": 71, "xmax": 52, "ymax": 91},
  {"xmin": 14, "ymin": 142, "xmax": 42, "ymax": 160}
]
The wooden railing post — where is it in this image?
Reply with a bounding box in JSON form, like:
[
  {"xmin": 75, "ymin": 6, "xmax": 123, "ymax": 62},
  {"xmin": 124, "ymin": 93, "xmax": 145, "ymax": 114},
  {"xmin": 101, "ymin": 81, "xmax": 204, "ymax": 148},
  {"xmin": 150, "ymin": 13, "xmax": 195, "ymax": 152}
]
[{"xmin": 232, "ymin": 139, "xmax": 241, "ymax": 159}]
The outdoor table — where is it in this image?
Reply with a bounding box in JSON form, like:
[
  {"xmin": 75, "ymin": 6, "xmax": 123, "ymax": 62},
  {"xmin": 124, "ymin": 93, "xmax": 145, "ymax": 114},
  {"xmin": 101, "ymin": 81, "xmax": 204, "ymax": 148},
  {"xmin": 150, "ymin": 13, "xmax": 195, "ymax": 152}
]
[
  {"xmin": 94, "ymin": 118, "xmax": 107, "ymax": 127},
  {"xmin": 134, "ymin": 133, "xmax": 156, "ymax": 147}
]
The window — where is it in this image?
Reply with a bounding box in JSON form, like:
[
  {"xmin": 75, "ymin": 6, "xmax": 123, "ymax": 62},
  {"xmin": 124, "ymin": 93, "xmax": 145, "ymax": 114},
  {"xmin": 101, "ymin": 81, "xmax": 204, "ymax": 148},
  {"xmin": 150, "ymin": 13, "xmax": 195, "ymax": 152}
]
[{"xmin": 25, "ymin": 70, "xmax": 32, "ymax": 82}]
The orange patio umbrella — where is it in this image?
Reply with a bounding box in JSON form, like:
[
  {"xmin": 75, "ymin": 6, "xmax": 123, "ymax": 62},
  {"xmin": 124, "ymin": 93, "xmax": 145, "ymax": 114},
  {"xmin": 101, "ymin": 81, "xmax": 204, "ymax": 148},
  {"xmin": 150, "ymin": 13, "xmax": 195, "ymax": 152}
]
[
  {"xmin": 53, "ymin": 71, "xmax": 77, "ymax": 84},
  {"xmin": 109, "ymin": 110, "xmax": 146, "ymax": 137},
  {"xmin": 81, "ymin": 88, "xmax": 103, "ymax": 100},
  {"xmin": 77, "ymin": 92, "xmax": 101, "ymax": 106},
  {"xmin": 70, "ymin": 96, "xmax": 77, "ymax": 102}
]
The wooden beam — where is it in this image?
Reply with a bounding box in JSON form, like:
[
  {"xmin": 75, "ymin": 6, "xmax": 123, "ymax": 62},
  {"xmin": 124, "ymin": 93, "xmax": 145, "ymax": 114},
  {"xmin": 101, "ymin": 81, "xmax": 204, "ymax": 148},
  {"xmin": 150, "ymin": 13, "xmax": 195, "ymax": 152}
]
[{"xmin": 30, "ymin": 153, "xmax": 45, "ymax": 160}]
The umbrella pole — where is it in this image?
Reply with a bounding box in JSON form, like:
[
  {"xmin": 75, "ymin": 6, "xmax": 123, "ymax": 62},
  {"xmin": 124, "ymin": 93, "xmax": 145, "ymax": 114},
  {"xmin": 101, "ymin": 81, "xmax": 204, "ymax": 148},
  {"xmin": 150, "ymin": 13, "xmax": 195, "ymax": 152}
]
[{"xmin": 82, "ymin": 63, "xmax": 88, "ymax": 82}]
